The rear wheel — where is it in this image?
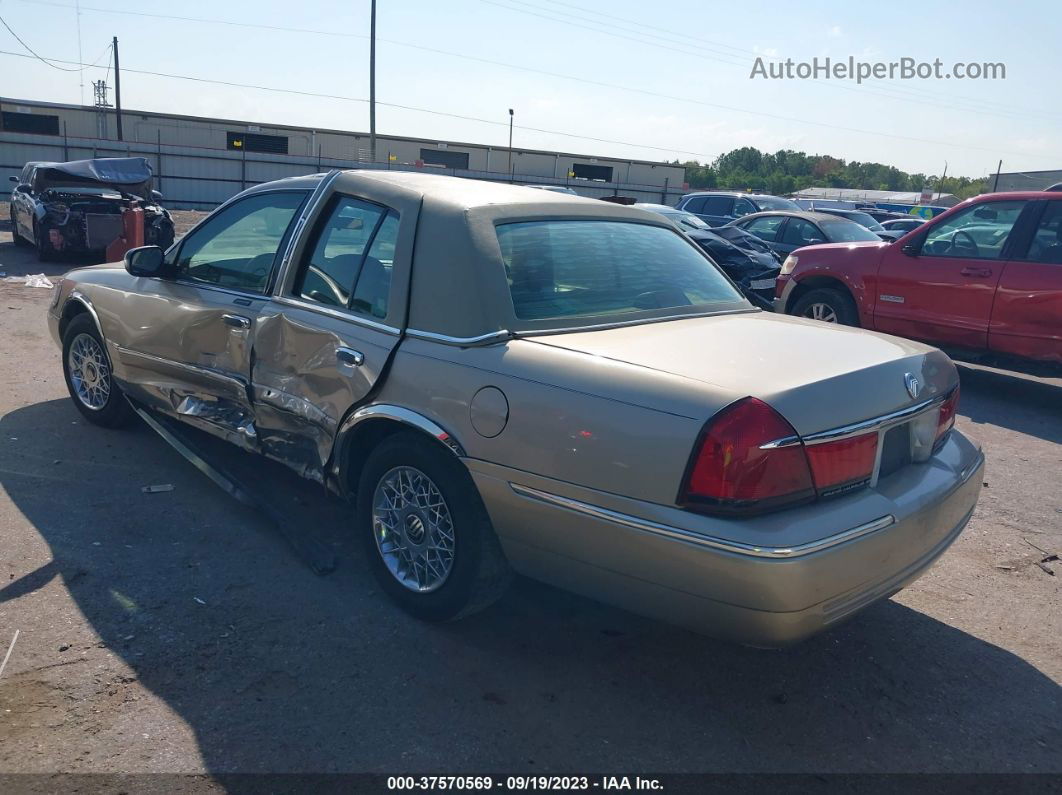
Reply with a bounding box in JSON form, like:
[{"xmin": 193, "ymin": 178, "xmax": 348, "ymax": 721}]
[
  {"xmin": 61, "ymin": 314, "xmax": 133, "ymax": 428},
  {"xmin": 792, "ymin": 288, "xmax": 859, "ymax": 327},
  {"xmin": 357, "ymin": 431, "xmax": 511, "ymax": 622}
]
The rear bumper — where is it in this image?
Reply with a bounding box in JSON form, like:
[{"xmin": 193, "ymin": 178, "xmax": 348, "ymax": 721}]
[{"xmin": 470, "ymin": 431, "xmax": 984, "ymax": 646}]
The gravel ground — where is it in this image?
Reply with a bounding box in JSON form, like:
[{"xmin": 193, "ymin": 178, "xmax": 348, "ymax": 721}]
[{"xmin": 0, "ymin": 206, "xmax": 1059, "ymax": 777}]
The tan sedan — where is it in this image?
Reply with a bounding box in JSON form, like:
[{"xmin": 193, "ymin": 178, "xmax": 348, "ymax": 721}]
[{"xmin": 47, "ymin": 170, "xmax": 984, "ymax": 645}]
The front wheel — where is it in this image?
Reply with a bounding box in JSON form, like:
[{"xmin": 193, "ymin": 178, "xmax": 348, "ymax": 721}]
[
  {"xmin": 791, "ymin": 288, "xmax": 860, "ymax": 326},
  {"xmin": 61, "ymin": 314, "xmax": 134, "ymax": 428},
  {"xmin": 357, "ymin": 431, "xmax": 511, "ymax": 622}
]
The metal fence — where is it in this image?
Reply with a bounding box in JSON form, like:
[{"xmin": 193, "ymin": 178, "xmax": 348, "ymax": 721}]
[{"xmin": 2, "ymin": 130, "xmax": 688, "ymax": 209}]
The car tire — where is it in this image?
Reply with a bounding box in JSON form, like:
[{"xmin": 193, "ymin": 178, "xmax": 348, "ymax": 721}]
[
  {"xmin": 61, "ymin": 314, "xmax": 134, "ymax": 428},
  {"xmin": 10, "ymin": 208, "xmax": 30, "ymax": 247},
  {"xmin": 357, "ymin": 431, "xmax": 511, "ymax": 622},
  {"xmin": 34, "ymin": 221, "xmax": 56, "ymax": 262},
  {"xmin": 792, "ymin": 288, "xmax": 860, "ymax": 326}
]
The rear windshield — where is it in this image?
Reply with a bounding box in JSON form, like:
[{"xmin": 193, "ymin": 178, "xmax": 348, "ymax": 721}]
[
  {"xmin": 755, "ymin": 196, "xmax": 801, "ymax": 211},
  {"xmin": 820, "ymin": 219, "xmax": 883, "ymax": 242},
  {"xmin": 497, "ymin": 220, "xmax": 744, "ymax": 322}
]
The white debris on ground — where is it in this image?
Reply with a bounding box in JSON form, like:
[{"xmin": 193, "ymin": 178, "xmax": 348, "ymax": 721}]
[{"xmin": 2, "ymin": 273, "xmax": 54, "ymax": 288}]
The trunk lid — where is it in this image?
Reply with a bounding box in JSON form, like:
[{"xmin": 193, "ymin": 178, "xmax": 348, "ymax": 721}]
[{"xmin": 524, "ymin": 312, "xmax": 956, "ymax": 435}]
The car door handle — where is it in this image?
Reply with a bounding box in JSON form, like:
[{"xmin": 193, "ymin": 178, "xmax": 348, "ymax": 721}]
[
  {"xmin": 960, "ymin": 266, "xmax": 993, "ymax": 277},
  {"xmin": 336, "ymin": 347, "xmax": 365, "ymax": 367},
  {"xmin": 221, "ymin": 313, "xmax": 251, "ymax": 329}
]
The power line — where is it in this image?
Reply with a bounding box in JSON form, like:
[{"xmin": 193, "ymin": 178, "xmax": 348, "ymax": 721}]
[
  {"xmin": 0, "ymin": 11, "xmax": 83, "ymax": 70},
  {"xmin": 0, "ymin": 49, "xmax": 717, "ymax": 157},
  {"xmin": 5, "ymin": 47, "xmax": 1051, "ymax": 167},
  {"xmin": 480, "ymin": 0, "xmax": 1062, "ymax": 124},
  {"xmin": 527, "ymin": 0, "xmax": 1062, "ymax": 121},
  {"xmin": 14, "ymin": 0, "xmax": 1060, "ymax": 136},
  {"xmin": 13, "ymin": 0, "xmax": 1059, "ymax": 125}
]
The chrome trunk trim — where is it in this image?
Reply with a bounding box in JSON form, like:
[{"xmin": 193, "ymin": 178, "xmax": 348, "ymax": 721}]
[{"xmin": 509, "ymin": 483, "xmax": 896, "ymax": 559}]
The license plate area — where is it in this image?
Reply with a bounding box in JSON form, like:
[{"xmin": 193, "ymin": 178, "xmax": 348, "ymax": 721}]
[{"xmin": 878, "ymin": 423, "xmax": 913, "ymax": 480}]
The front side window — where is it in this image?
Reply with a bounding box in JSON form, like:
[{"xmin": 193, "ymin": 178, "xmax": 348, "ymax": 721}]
[
  {"xmin": 1024, "ymin": 201, "xmax": 1062, "ymax": 263},
  {"xmin": 175, "ymin": 191, "xmax": 307, "ymax": 293},
  {"xmin": 921, "ymin": 200, "xmax": 1026, "ymax": 260},
  {"xmin": 293, "ymin": 196, "xmax": 398, "ymax": 319},
  {"xmin": 743, "ymin": 215, "xmax": 785, "ymax": 242},
  {"xmin": 497, "ymin": 220, "xmax": 743, "ymax": 322}
]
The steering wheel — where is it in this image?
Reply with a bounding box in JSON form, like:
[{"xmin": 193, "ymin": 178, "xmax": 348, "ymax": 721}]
[{"xmin": 949, "ymin": 229, "xmax": 980, "ymax": 258}]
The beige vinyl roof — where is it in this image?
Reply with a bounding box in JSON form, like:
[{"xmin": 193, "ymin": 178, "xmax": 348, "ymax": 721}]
[{"xmin": 332, "ymin": 171, "xmax": 687, "ymax": 338}]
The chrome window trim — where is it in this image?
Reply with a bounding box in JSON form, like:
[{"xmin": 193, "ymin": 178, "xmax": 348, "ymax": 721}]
[
  {"xmin": 272, "ymin": 295, "xmax": 401, "ymax": 336},
  {"xmin": 273, "ymin": 169, "xmax": 341, "ymax": 293},
  {"xmin": 761, "ymin": 390, "xmax": 952, "ymax": 450},
  {"xmin": 509, "ymin": 482, "xmax": 896, "ymax": 559},
  {"xmin": 405, "ymin": 329, "xmax": 513, "ymax": 347}
]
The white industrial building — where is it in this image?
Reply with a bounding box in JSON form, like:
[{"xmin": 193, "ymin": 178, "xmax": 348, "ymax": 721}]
[{"xmin": 1, "ymin": 98, "xmax": 688, "ymax": 208}]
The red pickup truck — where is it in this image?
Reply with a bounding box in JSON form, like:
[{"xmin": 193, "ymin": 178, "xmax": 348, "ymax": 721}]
[{"xmin": 775, "ymin": 191, "xmax": 1062, "ymax": 367}]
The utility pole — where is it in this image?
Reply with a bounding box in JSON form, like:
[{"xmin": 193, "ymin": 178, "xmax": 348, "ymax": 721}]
[
  {"xmin": 507, "ymin": 108, "xmax": 514, "ymax": 177},
  {"xmin": 113, "ymin": 36, "xmax": 124, "ymax": 141},
  {"xmin": 369, "ymin": 0, "xmax": 376, "ymax": 163},
  {"xmin": 992, "ymin": 160, "xmax": 1003, "ymax": 192},
  {"xmin": 936, "ymin": 160, "xmax": 947, "ymax": 200}
]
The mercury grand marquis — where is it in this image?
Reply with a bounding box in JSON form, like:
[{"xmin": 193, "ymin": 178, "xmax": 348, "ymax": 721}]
[{"xmin": 48, "ymin": 170, "xmax": 984, "ymax": 646}]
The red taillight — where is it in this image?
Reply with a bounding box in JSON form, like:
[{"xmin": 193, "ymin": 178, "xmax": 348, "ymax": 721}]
[
  {"xmin": 805, "ymin": 432, "xmax": 878, "ymax": 496},
  {"xmin": 682, "ymin": 398, "xmax": 815, "ymax": 514},
  {"xmin": 934, "ymin": 387, "xmax": 960, "ymax": 448}
]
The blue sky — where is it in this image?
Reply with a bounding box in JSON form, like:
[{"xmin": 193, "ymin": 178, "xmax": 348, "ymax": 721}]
[{"xmin": 2, "ymin": 0, "xmax": 1059, "ymax": 178}]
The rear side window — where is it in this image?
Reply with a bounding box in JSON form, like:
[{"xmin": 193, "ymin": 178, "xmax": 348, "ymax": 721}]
[
  {"xmin": 294, "ymin": 195, "xmax": 398, "ymax": 319},
  {"xmin": 743, "ymin": 215, "xmax": 785, "ymax": 242},
  {"xmin": 781, "ymin": 218, "xmax": 823, "ymax": 246},
  {"xmin": 497, "ymin": 220, "xmax": 742, "ymax": 322}
]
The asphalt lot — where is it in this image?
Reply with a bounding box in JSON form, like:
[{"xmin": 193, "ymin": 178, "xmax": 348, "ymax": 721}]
[{"xmin": 0, "ymin": 209, "xmax": 1059, "ymax": 776}]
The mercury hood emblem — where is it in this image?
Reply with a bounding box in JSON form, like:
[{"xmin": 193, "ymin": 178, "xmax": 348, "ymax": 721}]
[{"xmin": 905, "ymin": 373, "xmax": 921, "ymax": 399}]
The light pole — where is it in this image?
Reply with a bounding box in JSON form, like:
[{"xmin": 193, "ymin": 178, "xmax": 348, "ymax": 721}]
[
  {"xmin": 369, "ymin": 0, "xmax": 377, "ymax": 163},
  {"xmin": 507, "ymin": 108, "xmax": 514, "ymax": 179}
]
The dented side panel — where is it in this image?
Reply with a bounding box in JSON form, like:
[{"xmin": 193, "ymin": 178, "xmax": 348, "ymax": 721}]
[{"xmin": 250, "ymin": 304, "xmax": 401, "ymax": 479}]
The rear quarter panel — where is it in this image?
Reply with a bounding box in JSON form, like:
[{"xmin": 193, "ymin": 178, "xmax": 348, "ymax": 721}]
[{"xmin": 374, "ymin": 338, "xmax": 732, "ymax": 505}]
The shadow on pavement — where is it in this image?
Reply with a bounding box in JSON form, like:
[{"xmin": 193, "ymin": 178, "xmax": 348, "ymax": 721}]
[
  {"xmin": 0, "ymin": 398, "xmax": 1058, "ymax": 773},
  {"xmin": 957, "ymin": 364, "xmax": 1062, "ymax": 444}
]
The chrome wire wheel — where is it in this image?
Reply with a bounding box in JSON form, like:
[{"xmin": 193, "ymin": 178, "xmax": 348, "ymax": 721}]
[
  {"xmin": 68, "ymin": 332, "xmax": 112, "ymax": 410},
  {"xmin": 803, "ymin": 302, "xmax": 838, "ymax": 323},
  {"xmin": 372, "ymin": 466, "xmax": 456, "ymax": 593}
]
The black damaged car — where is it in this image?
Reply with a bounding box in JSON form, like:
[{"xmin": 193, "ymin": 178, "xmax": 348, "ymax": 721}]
[
  {"xmin": 10, "ymin": 157, "xmax": 175, "ymax": 261},
  {"xmin": 634, "ymin": 203, "xmax": 781, "ymax": 309}
]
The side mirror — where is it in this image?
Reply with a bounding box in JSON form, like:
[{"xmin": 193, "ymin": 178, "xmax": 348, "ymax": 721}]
[
  {"xmin": 150, "ymin": 189, "xmax": 164, "ymax": 201},
  {"xmin": 8, "ymin": 175, "xmax": 18, "ymax": 183},
  {"xmin": 124, "ymin": 245, "xmax": 166, "ymax": 276},
  {"xmin": 808, "ymin": 238, "xmax": 826, "ymax": 245},
  {"xmin": 14, "ymin": 184, "xmax": 31, "ymax": 193}
]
